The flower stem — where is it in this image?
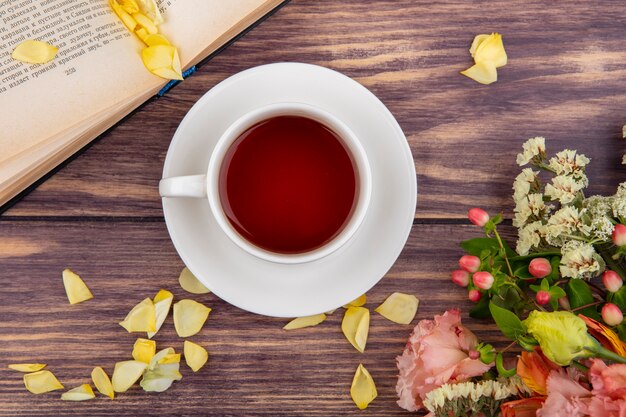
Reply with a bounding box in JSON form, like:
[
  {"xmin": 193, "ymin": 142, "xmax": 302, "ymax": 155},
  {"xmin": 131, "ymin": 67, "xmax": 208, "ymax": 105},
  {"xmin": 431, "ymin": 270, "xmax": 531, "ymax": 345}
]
[
  {"xmin": 571, "ymin": 300, "xmax": 604, "ymax": 312},
  {"xmin": 585, "ymin": 344, "xmax": 626, "ymax": 364},
  {"xmin": 494, "ymin": 229, "xmax": 514, "ymax": 277}
]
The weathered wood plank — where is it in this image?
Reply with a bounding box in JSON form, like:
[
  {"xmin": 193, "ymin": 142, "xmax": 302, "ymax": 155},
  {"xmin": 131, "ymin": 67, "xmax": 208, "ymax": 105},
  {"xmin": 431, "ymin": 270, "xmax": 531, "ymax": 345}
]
[
  {"xmin": 4, "ymin": 0, "xmax": 626, "ymax": 218},
  {"xmin": 0, "ymin": 221, "xmax": 508, "ymax": 416}
]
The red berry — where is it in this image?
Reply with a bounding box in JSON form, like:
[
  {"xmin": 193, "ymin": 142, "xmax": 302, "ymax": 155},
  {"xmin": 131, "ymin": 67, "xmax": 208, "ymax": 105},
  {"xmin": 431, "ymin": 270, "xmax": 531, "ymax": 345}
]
[
  {"xmin": 602, "ymin": 303, "xmax": 624, "ymax": 327},
  {"xmin": 468, "ymin": 208, "xmax": 490, "ymax": 227},
  {"xmin": 459, "ymin": 255, "xmax": 480, "ymax": 273},
  {"xmin": 451, "ymin": 270, "xmax": 470, "ymax": 287},
  {"xmin": 602, "ymin": 270, "xmax": 623, "ymax": 293},
  {"xmin": 472, "ymin": 271, "xmax": 494, "ymax": 290},
  {"xmin": 536, "ymin": 290, "xmax": 550, "ymax": 305},
  {"xmin": 468, "ymin": 289, "xmax": 482, "ymax": 303},
  {"xmin": 529, "ymin": 258, "xmax": 552, "ymax": 279},
  {"xmin": 613, "ymin": 224, "xmax": 626, "ymax": 247}
]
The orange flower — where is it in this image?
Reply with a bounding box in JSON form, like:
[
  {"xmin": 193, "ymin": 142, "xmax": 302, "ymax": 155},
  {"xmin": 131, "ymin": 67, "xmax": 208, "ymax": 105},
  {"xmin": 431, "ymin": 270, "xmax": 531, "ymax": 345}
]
[
  {"xmin": 501, "ymin": 397, "xmax": 545, "ymax": 417},
  {"xmin": 516, "ymin": 348, "xmax": 559, "ymax": 395},
  {"xmin": 579, "ymin": 314, "xmax": 626, "ymax": 357}
]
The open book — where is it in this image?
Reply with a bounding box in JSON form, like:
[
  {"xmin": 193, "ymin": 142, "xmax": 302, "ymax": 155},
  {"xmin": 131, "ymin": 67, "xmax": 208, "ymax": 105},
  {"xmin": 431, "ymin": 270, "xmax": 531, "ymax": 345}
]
[{"xmin": 0, "ymin": 0, "xmax": 283, "ymax": 208}]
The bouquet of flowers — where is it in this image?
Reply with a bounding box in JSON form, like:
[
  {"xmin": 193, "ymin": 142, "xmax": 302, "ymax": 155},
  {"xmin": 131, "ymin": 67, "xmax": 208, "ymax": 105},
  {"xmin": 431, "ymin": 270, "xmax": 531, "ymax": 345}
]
[{"xmin": 396, "ymin": 138, "xmax": 626, "ymax": 417}]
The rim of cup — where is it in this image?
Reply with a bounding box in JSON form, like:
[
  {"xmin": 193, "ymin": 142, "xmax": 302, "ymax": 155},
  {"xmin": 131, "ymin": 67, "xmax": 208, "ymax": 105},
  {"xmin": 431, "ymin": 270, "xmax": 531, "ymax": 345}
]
[{"xmin": 206, "ymin": 102, "xmax": 372, "ymax": 264}]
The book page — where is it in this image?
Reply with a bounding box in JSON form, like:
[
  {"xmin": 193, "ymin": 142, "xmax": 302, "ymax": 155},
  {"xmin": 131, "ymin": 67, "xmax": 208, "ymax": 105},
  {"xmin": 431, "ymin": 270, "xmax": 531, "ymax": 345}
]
[{"xmin": 0, "ymin": 0, "xmax": 178, "ymax": 164}]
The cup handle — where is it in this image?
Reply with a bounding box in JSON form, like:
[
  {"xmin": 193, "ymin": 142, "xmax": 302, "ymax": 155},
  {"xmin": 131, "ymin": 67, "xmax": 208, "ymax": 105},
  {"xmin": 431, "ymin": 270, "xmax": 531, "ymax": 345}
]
[{"xmin": 159, "ymin": 175, "xmax": 207, "ymax": 198}]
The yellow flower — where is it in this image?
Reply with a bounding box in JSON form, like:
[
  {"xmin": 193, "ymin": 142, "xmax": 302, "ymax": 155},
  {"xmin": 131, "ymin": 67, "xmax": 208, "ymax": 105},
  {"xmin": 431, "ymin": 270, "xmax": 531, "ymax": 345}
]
[{"xmin": 523, "ymin": 311, "xmax": 595, "ymax": 366}]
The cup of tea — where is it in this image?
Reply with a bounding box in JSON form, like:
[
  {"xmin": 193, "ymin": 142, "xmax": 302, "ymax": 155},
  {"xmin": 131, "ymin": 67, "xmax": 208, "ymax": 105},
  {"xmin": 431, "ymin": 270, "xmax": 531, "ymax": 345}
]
[{"xmin": 159, "ymin": 102, "xmax": 372, "ymax": 264}]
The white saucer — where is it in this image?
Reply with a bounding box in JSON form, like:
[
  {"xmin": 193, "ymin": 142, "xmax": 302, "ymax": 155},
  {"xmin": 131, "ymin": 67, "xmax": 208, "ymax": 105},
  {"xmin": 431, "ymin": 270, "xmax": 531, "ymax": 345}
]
[{"xmin": 161, "ymin": 63, "xmax": 417, "ymax": 317}]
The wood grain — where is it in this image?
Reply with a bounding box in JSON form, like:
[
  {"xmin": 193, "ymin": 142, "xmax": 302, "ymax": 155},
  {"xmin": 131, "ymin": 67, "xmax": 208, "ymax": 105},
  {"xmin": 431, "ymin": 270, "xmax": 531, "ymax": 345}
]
[
  {"xmin": 2, "ymin": 0, "xmax": 626, "ymax": 415},
  {"xmin": 0, "ymin": 222, "xmax": 508, "ymax": 416},
  {"xmin": 3, "ymin": 0, "xmax": 625, "ymax": 218}
]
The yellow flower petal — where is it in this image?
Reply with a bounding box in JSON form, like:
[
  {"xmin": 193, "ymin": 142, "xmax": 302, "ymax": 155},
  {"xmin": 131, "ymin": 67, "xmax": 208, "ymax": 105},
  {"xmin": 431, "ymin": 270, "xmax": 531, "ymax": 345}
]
[
  {"xmin": 136, "ymin": 0, "xmax": 163, "ymax": 24},
  {"xmin": 179, "ymin": 267, "xmax": 210, "ymax": 294},
  {"xmin": 141, "ymin": 45, "xmax": 183, "ymax": 80},
  {"xmin": 374, "ymin": 292, "xmax": 419, "ymax": 324},
  {"xmin": 184, "ymin": 340, "xmax": 208, "ymax": 372},
  {"xmin": 350, "ymin": 364, "xmax": 377, "ymax": 410},
  {"xmin": 121, "ymin": 0, "xmax": 139, "ymax": 14},
  {"xmin": 474, "ymin": 32, "xmax": 507, "ymax": 68},
  {"xmin": 132, "ymin": 12, "xmax": 158, "ymax": 35},
  {"xmin": 119, "ymin": 297, "xmax": 156, "ymax": 333},
  {"xmin": 12, "ymin": 40, "xmax": 58, "ymax": 64},
  {"xmin": 343, "ymin": 294, "xmax": 366, "ymax": 308},
  {"xmin": 173, "ymin": 299, "xmax": 211, "ymax": 338},
  {"xmin": 132, "ymin": 338, "xmax": 156, "ymax": 363},
  {"xmin": 283, "ymin": 314, "xmax": 326, "ymax": 330},
  {"xmin": 111, "ymin": 360, "xmax": 147, "ymax": 392},
  {"xmin": 147, "ymin": 289, "xmax": 173, "ymax": 339},
  {"xmin": 469, "ymin": 34, "xmax": 490, "ymax": 58},
  {"xmin": 159, "ymin": 353, "xmax": 181, "ymax": 364},
  {"xmin": 23, "ymin": 370, "xmax": 64, "ymax": 394},
  {"xmin": 341, "ymin": 307, "xmax": 370, "ymax": 353},
  {"xmin": 61, "ymin": 384, "xmax": 95, "ymax": 401},
  {"xmin": 8, "ymin": 363, "xmax": 46, "ymax": 372},
  {"xmin": 461, "ymin": 61, "xmax": 498, "ymax": 85},
  {"xmin": 62, "ymin": 269, "xmax": 93, "ymax": 305},
  {"xmin": 143, "ymin": 33, "xmax": 171, "ymax": 47},
  {"xmin": 91, "ymin": 367, "xmax": 114, "ymax": 399},
  {"xmin": 109, "ymin": 0, "xmax": 137, "ymax": 32}
]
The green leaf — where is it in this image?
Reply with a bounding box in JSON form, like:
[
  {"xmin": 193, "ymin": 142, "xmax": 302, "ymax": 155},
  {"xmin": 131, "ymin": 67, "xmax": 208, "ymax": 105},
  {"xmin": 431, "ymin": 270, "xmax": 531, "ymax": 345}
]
[
  {"xmin": 612, "ymin": 287, "xmax": 626, "ymax": 312},
  {"xmin": 616, "ymin": 323, "xmax": 626, "ymax": 343},
  {"xmin": 549, "ymin": 286, "xmax": 566, "ymax": 299},
  {"xmin": 461, "ymin": 238, "xmax": 516, "ymax": 258},
  {"xmin": 546, "ymin": 256, "xmax": 561, "ymax": 282},
  {"xmin": 513, "ymin": 263, "xmax": 533, "ymax": 279},
  {"xmin": 469, "ymin": 295, "xmax": 491, "ymax": 319},
  {"xmin": 489, "ymin": 302, "xmax": 526, "ymax": 340},
  {"xmin": 540, "ymin": 278, "xmax": 550, "ymax": 291},
  {"xmin": 529, "ymin": 284, "xmax": 541, "ymax": 293},
  {"xmin": 566, "ymin": 279, "xmax": 601, "ymax": 320},
  {"xmin": 495, "ymin": 352, "xmax": 516, "ymax": 377}
]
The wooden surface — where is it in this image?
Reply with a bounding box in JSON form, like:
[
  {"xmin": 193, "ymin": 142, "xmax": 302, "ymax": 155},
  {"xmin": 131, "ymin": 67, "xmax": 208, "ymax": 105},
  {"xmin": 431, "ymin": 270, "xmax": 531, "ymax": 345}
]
[{"xmin": 1, "ymin": 0, "xmax": 626, "ymax": 415}]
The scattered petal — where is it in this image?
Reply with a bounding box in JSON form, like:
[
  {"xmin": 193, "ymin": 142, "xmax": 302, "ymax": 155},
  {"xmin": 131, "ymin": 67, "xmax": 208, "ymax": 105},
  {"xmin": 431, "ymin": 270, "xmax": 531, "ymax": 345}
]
[
  {"xmin": 62, "ymin": 269, "xmax": 93, "ymax": 305},
  {"xmin": 8, "ymin": 363, "xmax": 46, "ymax": 372},
  {"xmin": 119, "ymin": 297, "xmax": 156, "ymax": 333},
  {"xmin": 143, "ymin": 33, "xmax": 171, "ymax": 47},
  {"xmin": 132, "ymin": 338, "xmax": 156, "ymax": 363},
  {"xmin": 91, "ymin": 367, "xmax": 114, "ymax": 399},
  {"xmin": 120, "ymin": 0, "xmax": 139, "ymax": 14},
  {"xmin": 374, "ymin": 292, "xmax": 419, "ymax": 324},
  {"xmin": 61, "ymin": 384, "xmax": 95, "ymax": 401},
  {"xmin": 149, "ymin": 348, "xmax": 175, "ymax": 370},
  {"xmin": 173, "ymin": 299, "xmax": 211, "ymax": 338},
  {"xmin": 184, "ymin": 340, "xmax": 208, "ymax": 372},
  {"xmin": 461, "ymin": 61, "xmax": 498, "ymax": 85},
  {"xmin": 350, "ymin": 364, "xmax": 377, "ymax": 410},
  {"xmin": 159, "ymin": 353, "xmax": 181, "ymax": 364},
  {"xmin": 23, "ymin": 370, "xmax": 64, "ymax": 394},
  {"xmin": 343, "ymin": 294, "xmax": 366, "ymax": 308},
  {"xmin": 12, "ymin": 40, "xmax": 58, "ymax": 64},
  {"xmin": 469, "ymin": 34, "xmax": 490, "ymax": 58},
  {"xmin": 109, "ymin": 0, "xmax": 137, "ymax": 32},
  {"xmin": 142, "ymin": 348, "xmax": 182, "ymax": 392},
  {"xmin": 179, "ymin": 267, "xmax": 210, "ymax": 294},
  {"xmin": 283, "ymin": 314, "xmax": 326, "ymax": 330},
  {"xmin": 141, "ymin": 45, "xmax": 183, "ymax": 80},
  {"xmin": 341, "ymin": 307, "xmax": 370, "ymax": 353},
  {"xmin": 136, "ymin": 0, "xmax": 163, "ymax": 24},
  {"xmin": 474, "ymin": 33, "xmax": 507, "ymax": 68},
  {"xmin": 132, "ymin": 12, "xmax": 158, "ymax": 34},
  {"xmin": 148, "ymin": 289, "xmax": 173, "ymax": 339},
  {"xmin": 111, "ymin": 360, "xmax": 147, "ymax": 392}
]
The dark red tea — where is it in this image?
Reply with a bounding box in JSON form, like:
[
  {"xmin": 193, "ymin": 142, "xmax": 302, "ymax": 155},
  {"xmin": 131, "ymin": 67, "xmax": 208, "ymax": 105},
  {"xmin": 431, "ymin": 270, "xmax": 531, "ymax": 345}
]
[{"xmin": 219, "ymin": 115, "xmax": 357, "ymax": 254}]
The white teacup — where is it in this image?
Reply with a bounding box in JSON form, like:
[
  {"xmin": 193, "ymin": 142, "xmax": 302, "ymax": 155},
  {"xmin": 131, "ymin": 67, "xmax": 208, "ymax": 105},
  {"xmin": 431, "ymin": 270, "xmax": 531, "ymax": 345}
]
[{"xmin": 159, "ymin": 102, "xmax": 372, "ymax": 264}]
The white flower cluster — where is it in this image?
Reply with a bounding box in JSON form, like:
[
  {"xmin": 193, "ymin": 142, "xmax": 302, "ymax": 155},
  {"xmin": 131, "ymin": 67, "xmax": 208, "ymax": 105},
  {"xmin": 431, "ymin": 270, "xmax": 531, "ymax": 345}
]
[
  {"xmin": 560, "ymin": 240, "xmax": 604, "ymax": 279},
  {"xmin": 423, "ymin": 378, "xmax": 527, "ymax": 415},
  {"xmin": 516, "ymin": 137, "xmax": 546, "ymax": 166},
  {"xmin": 584, "ymin": 195, "xmax": 617, "ymax": 241}
]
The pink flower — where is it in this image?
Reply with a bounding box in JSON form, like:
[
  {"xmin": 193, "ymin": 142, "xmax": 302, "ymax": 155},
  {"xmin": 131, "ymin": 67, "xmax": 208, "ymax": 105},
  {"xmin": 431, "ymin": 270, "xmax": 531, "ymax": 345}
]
[
  {"xmin": 395, "ymin": 309, "xmax": 492, "ymax": 412},
  {"xmin": 529, "ymin": 258, "xmax": 552, "ymax": 278},
  {"xmin": 468, "ymin": 208, "xmax": 490, "ymax": 227},
  {"xmin": 587, "ymin": 359, "xmax": 626, "ymax": 416},
  {"xmin": 459, "ymin": 255, "xmax": 481, "ymax": 273},
  {"xmin": 537, "ymin": 369, "xmax": 591, "ymax": 417},
  {"xmin": 613, "ymin": 224, "xmax": 626, "ymax": 247}
]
